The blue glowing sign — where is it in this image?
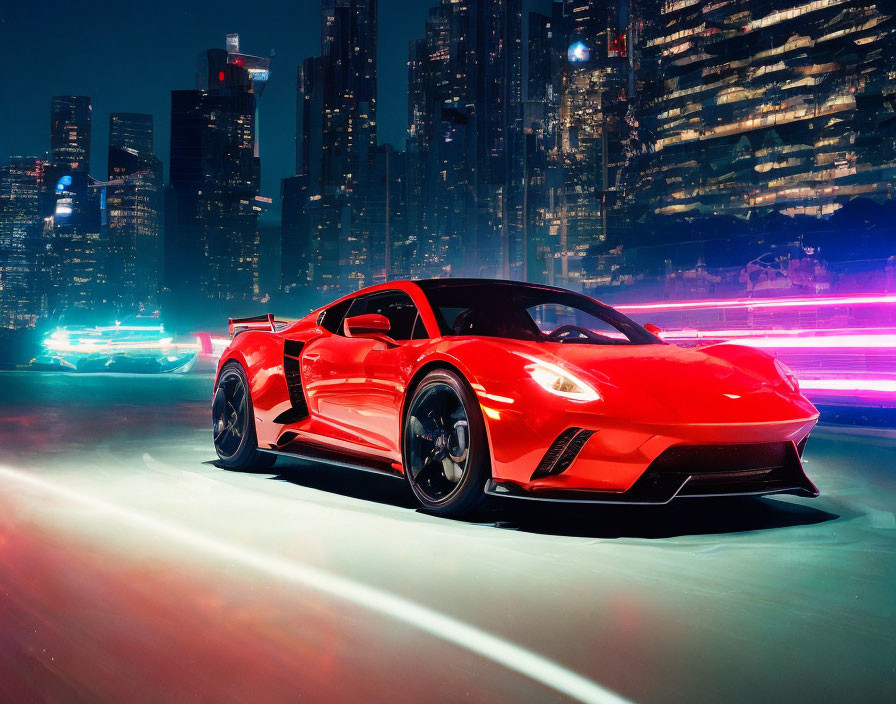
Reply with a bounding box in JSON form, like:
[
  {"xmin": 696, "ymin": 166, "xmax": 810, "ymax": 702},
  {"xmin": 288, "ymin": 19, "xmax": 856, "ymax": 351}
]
[
  {"xmin": 55, "ymin": 175, "xmax": 72, "ymax": 192},
  {"xmin": 568, "ymin": 41, "xmax": 590, "ymax": 63}
]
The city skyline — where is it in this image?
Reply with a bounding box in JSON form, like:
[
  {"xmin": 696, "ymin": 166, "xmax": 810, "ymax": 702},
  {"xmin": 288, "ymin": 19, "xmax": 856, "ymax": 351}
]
[
  {"xmin": 0, "ymin": 0, "xmax": 551, "ymax": 220},
  {"xmin": 1, "ymin": 0, "xmax": 894, "ymax": 330}
]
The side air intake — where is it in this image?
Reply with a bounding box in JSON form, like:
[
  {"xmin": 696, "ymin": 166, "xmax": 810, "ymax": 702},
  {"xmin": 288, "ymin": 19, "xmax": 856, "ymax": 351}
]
[
  {"xmin": 275, "ymin": 339, "xmax": 309, "ymax": 425},
  {"xmin": 531, "ymin": 427, "xmax": 596, "ymax": 480}
]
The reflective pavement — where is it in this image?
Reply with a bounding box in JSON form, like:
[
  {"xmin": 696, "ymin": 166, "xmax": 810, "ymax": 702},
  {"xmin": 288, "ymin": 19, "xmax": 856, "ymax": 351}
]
[{"xmin": 0, "ymin": 372, "xmax": 893, "ymax": 703}]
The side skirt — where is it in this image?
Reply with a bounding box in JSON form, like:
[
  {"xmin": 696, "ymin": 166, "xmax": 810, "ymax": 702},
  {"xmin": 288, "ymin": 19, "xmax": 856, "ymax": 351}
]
[{"xmin": 260, "ymin": 443, "xmax": 404, "ymax": 480}]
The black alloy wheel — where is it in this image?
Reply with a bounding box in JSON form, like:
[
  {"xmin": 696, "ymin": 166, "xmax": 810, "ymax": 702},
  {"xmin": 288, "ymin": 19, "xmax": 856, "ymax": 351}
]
[
  {"xmin": 403, "ymin": 369, "xmax": 489, "ymax": 517},
  {"xmin": 213, "ymin": 362, "xmax": 275, "ymax": 470}
]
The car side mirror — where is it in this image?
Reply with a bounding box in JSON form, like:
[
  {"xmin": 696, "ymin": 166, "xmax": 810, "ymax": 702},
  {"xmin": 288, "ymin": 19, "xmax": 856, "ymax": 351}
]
[
  {"xmin": 644, "ymin": 323, "xmax": 662, "ymax": 336},
  {"xmin": 344, "ymin": 314, "xmax": 398, "ymax": 346}
]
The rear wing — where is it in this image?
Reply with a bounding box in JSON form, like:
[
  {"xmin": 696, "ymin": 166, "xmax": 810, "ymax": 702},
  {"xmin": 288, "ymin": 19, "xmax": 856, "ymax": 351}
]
[{"xmin": 228, "ymin": 314, "xmax": 291, "ymax": 337}]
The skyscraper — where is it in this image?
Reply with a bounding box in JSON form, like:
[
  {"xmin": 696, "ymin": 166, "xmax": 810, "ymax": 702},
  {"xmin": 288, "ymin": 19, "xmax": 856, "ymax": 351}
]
[
  {"xmin": 96, "ymin": 171, "xmax": 162, "ymax": 314},
  {"xmin": 47, "ymin": 96, "xmax": 108, "ymax": 317},
  {"xmin": 48, "ymin": 169, "xmax": 105, "ymax": 317},
  {"xmin": 108, "ymin": 113, "xmax": 155, "ymax": 179},
  {"xmin": 280, "ymin": 174, "xmax": 312, "ymax": 295},
  {"xmin": 355, "ymin": 144, "xmax": 407, "ymax": 284},
  {"xmin": 320, "ymin": 0, "xmax": 378, "ymax": 194},
  {"xmin": 406, "ymin": 0, "xmax": 523, "ymax": 280},
  {"xmin": 0, "ymin": 157, "xmax": 47, "ymax": 328},
  {"xmin": 284, "ymin": 1, "xmax": 379, "ymax": 299},
  {"xmin": 167, "ymin": 90, "xmax": 208, "ymax": 301},
  {"xmin": 167, "ymin": 34, "xmax": 270, "ymax": 305},
  {"xmin": 50, "ymin": 96, "xmax": 91, "ymax": 174},
  {"xmin": 523, "ymin": 5, "xmax": 564, "ymax": 285},
  {"xmin": 557, "ymin": 1, "xmax": 632, "ymax": 288},
  {"xmin": 517, "ymin": 1, "xmax": 635, "ymax": 289},
  {"xmin": 634, "ymin": 0, "xmax": 896, "ymax": 220},
  {"xmin": 98, "ymin": 113, "xmax": 164, "ymax": 314}
]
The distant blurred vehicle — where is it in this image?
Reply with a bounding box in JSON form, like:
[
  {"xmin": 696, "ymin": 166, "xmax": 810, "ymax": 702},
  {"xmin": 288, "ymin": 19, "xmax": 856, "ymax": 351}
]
[{"xmin": 31, "ymin": 322, "xmax": 199, "ymax": 374}]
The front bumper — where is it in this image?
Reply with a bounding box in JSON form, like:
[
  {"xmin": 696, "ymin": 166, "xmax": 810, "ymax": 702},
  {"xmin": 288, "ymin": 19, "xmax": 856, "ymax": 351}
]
[
  {"xmin": 487, "ymin": 437, "xmax": 818, "ymax": 504},
  {"xmin": 485, "ymin": 407, "xmax": 819, "ymax": 502}
]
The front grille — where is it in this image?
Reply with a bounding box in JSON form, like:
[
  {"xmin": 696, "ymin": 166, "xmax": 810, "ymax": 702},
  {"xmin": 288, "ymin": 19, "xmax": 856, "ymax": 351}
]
[
  {"xmin": 638, "ymin": 441, "xmax": 815, "ymax": 498},
  {"xmin": 649, "ymin": 442, "xmax": 791, "ymax": 475}
]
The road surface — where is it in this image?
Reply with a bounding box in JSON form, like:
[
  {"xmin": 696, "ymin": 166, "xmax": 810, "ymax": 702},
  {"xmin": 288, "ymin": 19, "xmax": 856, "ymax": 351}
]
[{"xmin": 0, "ymin": 372, "xmax": 893, "ymax": 703}]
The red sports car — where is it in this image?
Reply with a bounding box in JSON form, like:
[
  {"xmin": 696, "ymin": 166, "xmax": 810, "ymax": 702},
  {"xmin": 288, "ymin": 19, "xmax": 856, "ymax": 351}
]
[{"xmin": 213, "ymin": 279, "xmax": 819, "ymax": 517}]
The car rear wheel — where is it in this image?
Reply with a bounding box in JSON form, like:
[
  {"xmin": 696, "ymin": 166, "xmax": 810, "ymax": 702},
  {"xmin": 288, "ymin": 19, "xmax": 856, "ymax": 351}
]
[
  {"xmin": 213, "ymin": 362, "xmax": 276, "ymax": 470},
  {"xmin": 403, "ymin": 369, "xmax": 489, "ymax": 518}
]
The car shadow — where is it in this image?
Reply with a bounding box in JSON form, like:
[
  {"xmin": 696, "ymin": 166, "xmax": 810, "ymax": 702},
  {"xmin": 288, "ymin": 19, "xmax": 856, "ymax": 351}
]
[
  {"xmin": 214, "ymin": 458, "xmax": 840, "ymax": 539},
  {"xmin": 487, "ymin": 495, "xmax": 840, "ymax": 539},
  {"xmin": 265, "ymin": 458, "xmax": 420, "ymax": 509}
]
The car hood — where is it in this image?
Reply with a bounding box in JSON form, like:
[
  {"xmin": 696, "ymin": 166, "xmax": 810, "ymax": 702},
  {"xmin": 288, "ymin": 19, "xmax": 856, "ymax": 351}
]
[{"xmin": 502, "ymin": 340, "xmax": 818, "ymax": 424}]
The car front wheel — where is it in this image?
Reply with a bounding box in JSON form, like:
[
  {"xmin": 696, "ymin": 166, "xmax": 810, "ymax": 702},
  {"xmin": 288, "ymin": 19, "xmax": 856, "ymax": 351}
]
[{"xmin": 403, "ymin": 369, "xmax": 489, "ymax": 518}]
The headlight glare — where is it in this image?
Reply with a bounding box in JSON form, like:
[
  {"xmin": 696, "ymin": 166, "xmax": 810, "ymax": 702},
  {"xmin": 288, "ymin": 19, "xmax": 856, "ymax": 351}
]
[{"xmin": 527, "ymin": 361, "xmax": 601, "ymax": 402}]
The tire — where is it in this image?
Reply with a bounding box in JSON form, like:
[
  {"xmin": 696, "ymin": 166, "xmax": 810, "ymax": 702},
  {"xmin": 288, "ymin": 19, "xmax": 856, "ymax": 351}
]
[
  {"xmin": 402, "ymin": 369, "xmax": 490, "ymax": 518},
  {"xmin": 213, "ymin": 361, "xmax": 276, "ymax": 471}
]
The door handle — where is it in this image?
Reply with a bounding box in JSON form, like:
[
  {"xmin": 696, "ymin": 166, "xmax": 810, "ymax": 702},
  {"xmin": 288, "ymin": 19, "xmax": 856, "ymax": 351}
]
[{"xmin": 304, "ymin": 352, "xmax": 321, "ymax": 361}]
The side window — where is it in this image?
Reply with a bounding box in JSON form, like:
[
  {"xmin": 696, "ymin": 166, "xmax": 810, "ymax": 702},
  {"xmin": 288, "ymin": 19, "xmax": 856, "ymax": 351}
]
[
  {"xmin": 345, "ymin": 291, "xmax": 422, "ymax": 341},
  {"xmin": 526, "ymin": 303, "xmax": 627, "ymax": 340},
  {"xmin": 318, "ymin": 298, "xmax": 353, "ymax": 334},
  {"xmin": 437, "ymin": 307, "xmax": 471, "ymax": 334}
]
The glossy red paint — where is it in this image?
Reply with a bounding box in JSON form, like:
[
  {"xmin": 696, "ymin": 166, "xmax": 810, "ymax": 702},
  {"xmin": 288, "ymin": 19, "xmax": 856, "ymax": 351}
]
[{"xmin": 215, "ymin": 280, "xmax": 819, "ymax": 499}]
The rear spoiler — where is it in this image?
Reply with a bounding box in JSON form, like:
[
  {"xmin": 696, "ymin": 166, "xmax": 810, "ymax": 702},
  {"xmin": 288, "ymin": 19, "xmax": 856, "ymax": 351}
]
[{"xmin": 228, "ymin": 314, "xmax": 291, "ymax": 337}]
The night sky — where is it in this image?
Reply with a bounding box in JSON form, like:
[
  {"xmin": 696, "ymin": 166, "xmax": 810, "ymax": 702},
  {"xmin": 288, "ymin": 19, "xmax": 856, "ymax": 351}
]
[{"xmin": 0, "ymin": 0, "xmax": 549, "ymax": 221}]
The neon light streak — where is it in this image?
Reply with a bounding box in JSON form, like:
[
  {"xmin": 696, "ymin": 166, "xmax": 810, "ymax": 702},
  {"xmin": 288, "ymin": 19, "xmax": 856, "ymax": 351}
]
[
  {"xmin": 799, "ymin": 378, "xmax": 896, "ymax": 393},
  {"xmin": 706, "ymin": 334, "xmax": 896, "ymax": 349},
  {"xmin": 44, "ymin": 340, "xmax": 199, "ymax": 354},
  {"xmin": 616, "ymin": 293, "xmax": 896, "ymax": 313},
  {"xmin": 658, "ymin": 327, "xmax": 896, "ymax": 341}
]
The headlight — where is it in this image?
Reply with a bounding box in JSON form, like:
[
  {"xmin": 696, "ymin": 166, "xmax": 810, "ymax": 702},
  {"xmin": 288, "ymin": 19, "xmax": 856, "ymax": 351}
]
[
  {"xmin": 527, "ymin": 360, "xmax": 601, "ymax": 402},
  {"xmin": 774, "ymin": 358, "xmax": 799, "ymax": 392}
]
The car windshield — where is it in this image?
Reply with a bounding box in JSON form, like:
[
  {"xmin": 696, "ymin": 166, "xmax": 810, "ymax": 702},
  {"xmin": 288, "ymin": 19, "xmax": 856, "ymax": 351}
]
[{"xmin": 420, "ymin": 282, "xmax": 662, "ymax": 345}]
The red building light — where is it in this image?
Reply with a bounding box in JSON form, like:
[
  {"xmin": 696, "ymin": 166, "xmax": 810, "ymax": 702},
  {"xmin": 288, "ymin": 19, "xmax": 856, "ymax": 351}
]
[{"xmin": 609, "ymin": 32, "xmax": 626, "ymax": 58}]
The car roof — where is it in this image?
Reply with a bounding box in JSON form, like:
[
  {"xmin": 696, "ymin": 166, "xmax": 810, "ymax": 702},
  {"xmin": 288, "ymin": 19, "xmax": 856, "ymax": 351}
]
[
  {"xmin": 413, "ymin": 278, "xmax": 572, "ymax": 295},
  {"xmin": 310, "ymin": 278, "xmax": 605, "ymax": 320}
]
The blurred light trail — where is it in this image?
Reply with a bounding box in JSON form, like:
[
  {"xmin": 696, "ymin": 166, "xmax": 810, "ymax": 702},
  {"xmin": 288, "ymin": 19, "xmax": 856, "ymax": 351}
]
[
  {"xmin": 798, "ymin": 378, "xmax": 896, "ymax": 393},
  {"xmin": 0, "ymin": 464, "xmax": 633, "ymax": 704},
  {"xmin": 43, "ymin": 339, "xmax": 201, "ymax": 353},
  {"xmin": 657, "ymin": 327, "xmax": 896, "ymax": 341},
  {"xmin": 616, "ymin": 293, "xmax": 896, "ymax": 313},
  {"xmin": 714, "ymin": 333, "xmax": 896, "ymax": 349}
]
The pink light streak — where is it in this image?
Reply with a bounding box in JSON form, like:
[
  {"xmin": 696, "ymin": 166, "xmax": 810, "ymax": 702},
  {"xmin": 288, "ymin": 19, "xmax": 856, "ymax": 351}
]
[
  {"xmin": 616, "ymin": 293, "xmax": 896, "ymax": 313},
  {"xmin": 657, "ymin": 326, "xmax": 896, "ymax": 340},
  {"xmin": 800, "ymin": 378, "xmax": 896, "ymax": 394},
  {"xmin": 665, "ymin": 332, "xmax": 896, "ymax": 349}
]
